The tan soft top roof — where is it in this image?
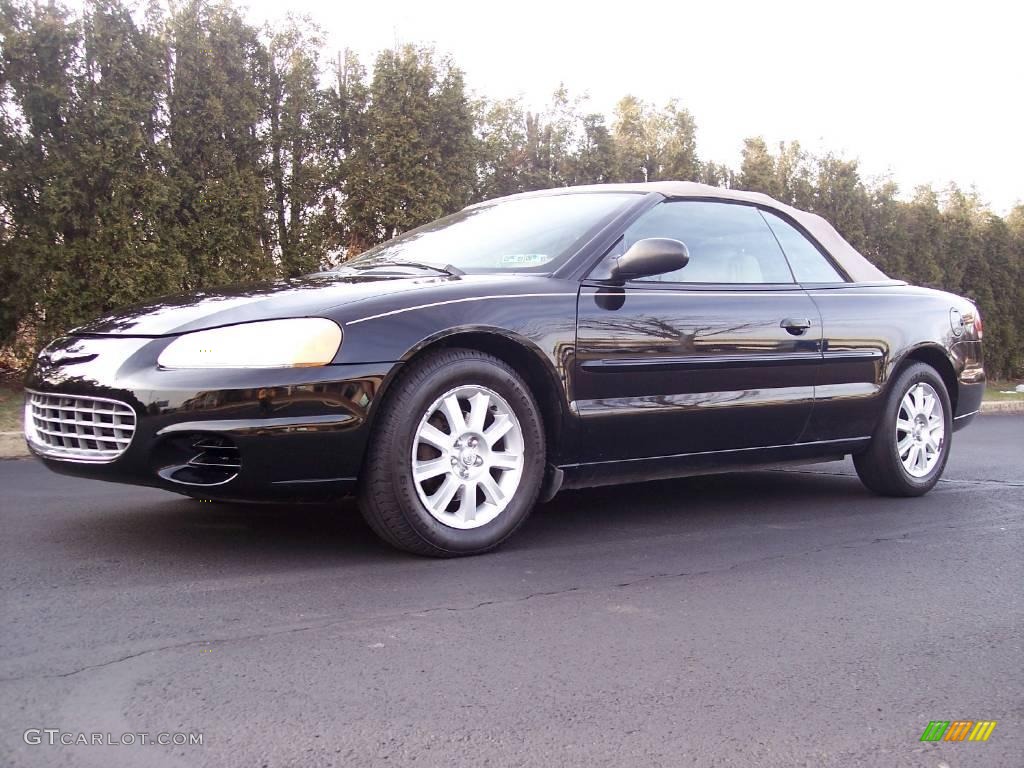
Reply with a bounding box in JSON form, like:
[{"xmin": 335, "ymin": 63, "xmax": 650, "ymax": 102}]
[{"xmin": 482, "ymin": 181, "xmax": 890, "ymax": 282}]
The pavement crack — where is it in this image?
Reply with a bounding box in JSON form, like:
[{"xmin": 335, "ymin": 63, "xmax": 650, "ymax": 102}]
[
  {"xmin": 55, "ymin": 644, "xmax": 191, "ymax": 678},
  {"xmin": 412, "ymin": 586, "xmax": 587, "ymax": 615},
  {"xmin": 1, "ymin": 640, "xmax": 206, "ymax": 683}
]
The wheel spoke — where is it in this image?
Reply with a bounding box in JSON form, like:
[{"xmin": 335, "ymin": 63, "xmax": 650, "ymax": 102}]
[
  {"xmin": 905, "ymin": 444, "xmax": 919, "ymax": 471},
  {"xmin": 896, "ymin": 418, "xmax": 914, "ymax": 434},
  {"xmin": 483, "ymin": 414, "xmax": 514, "ymax": 446},
  {"xmin": 490, "ymin": 451, "xmax": 521, "ymax": 470},
  {"xmin": 901, "ymin": 393, "xmax": 916, "ymax": 418},
  {"xmin": 440, "ymin": 395, "xmax": 467, "ymax": 434},
  {"xmin": 897, "ymin": 435, "xmax": 914, "ymax": 456},
  {"xmin": 479, "ymin": 474, "xmax": 505, "ymax": 504},
  {"xmin": 914, "ymin": 385, "xmax": 927, "ymax": 414},
  {"xmin": 413, "ymin": 457, "xmax": 450, "ymax": 482},
  {"xmin": 466, "ymin": 391, "xmax": 490, "ymax": 432},
  {"xmin": 923, "ymin": 393, "xmax": 937, "ymax": 416},
  {"xmin": 417, "ymin": 423, "xmax": 452, "ymax": 451},
  {"xmin": 457, "ymin": 481, "xmax": 478, "ymax": 522},
  {"xmin": 428, "ymin": 474, "xmax": 460, "ymax": 513}
]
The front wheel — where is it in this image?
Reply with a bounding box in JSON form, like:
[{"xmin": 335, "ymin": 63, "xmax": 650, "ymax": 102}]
[
  {"xmin": 854, "ymin": 362, "xmax": 952, "ymax": 496},
  {"xmin": 359, "ymin": 348, "xmax": 546, "ymax": 557}
]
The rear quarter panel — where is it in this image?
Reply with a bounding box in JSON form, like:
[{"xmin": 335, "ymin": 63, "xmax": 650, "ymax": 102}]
[{"xmin": 804, "ymin": 283, "xmax": 983, "ymax": 441}]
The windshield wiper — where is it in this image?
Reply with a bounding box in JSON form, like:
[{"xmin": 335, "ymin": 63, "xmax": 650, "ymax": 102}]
[{"xmin": 351, "ymin": 260, "xmax": 464, "ymax": 277}]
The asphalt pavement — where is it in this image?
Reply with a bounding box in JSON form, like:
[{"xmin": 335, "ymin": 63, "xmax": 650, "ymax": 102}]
[{"xmin": 1, "ymin": 416, "xmax": 1021, "ymax": 767}]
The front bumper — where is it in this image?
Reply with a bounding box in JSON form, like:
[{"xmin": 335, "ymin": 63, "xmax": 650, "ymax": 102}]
[{"xmin": 25, "ymin": 335, "xmax": 397, "ymax": 500}]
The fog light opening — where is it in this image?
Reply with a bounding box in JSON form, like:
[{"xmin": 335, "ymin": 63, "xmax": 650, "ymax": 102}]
[{"xmin": 156, "ymin": 433, "xmax": 241, "ymax": 487}]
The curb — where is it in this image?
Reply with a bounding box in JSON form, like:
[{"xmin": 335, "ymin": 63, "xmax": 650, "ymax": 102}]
[
  {"xmin": 980, "ymin": 400, "xmax": 1024, "ymax": 414},
  {"xmin": 0, "ymin": 432, "xmax": 28, "ymax": 459}
]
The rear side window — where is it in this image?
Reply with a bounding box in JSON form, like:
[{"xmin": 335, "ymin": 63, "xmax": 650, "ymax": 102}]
[
  {"xmin": 761, "ymin": 210, "xmax": 845, "ymax": 283},
  {"xmin": 621, "ymin": 201, "xmax": 794, "ymax": 284}
]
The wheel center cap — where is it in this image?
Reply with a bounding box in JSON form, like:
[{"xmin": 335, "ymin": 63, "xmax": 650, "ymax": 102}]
[{"xmin": 453, "ymin": 434, "xmax": 486, "ymax": 475}]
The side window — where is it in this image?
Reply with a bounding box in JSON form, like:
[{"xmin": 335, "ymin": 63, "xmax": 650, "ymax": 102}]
[
  {"xmin": 761, "ymin": 210, "xmax": 845, "ymax": 283},
  {"xmin": 621, "ymin": 201, "xmax": 794, "ymax": 284}
]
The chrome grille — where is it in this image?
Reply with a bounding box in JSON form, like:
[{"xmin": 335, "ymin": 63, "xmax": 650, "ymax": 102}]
[{"xmin": 25, "ymin": 391, "xmax": 136, "ymax": 462}]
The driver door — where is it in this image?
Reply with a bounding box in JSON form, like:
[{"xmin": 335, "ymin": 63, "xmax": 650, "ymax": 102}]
[{"xmin": 574, "ymin": 200, "xmax": 822, "ymax": 462}]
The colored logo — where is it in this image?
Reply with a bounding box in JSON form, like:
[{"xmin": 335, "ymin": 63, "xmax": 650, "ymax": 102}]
[{"xmin": 920, "ymin": 720, "xmax": 997, "ymax": 742}]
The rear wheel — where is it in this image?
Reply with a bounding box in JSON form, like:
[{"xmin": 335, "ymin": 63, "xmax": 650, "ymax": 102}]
[
  {"xmin": 359, "ymin": 348, "xmax": 545, "ymax": 556},
  {"xmin": 854, "ymin": 362, "xmax": 952, "ymax": 496}
]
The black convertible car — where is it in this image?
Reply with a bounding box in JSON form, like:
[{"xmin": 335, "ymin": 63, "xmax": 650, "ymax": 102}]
[{"xmin": 25, "ymin": 182, "xmax": 985, "ymax": 556}]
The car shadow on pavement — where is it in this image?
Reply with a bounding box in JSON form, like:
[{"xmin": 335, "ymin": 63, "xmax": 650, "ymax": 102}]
[
  {"xmin": 48, "ymin": 464, "xmax": 887, "ymax": 571},
  {"xmin": 520, "ymin": 465, "xmax": 876, "ymax": 540}
]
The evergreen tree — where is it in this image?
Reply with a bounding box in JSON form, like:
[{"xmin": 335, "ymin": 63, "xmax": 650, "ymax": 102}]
[
  {"xmin": 659, "ymin": 100, "xmax": 700, "ymax": 181},
  {"xmin": 266, "ymin": 16, "xmax": 329, "ymax": 276},
  {"xmin": 531, "ymin": 85, "xmax": 579, "ymax": 188},
  {"xmin": 862, "ymin": 180, "xmax": 908, "ymax": 277},
  {"xmin": 0, "ymin": 0, "xmax": 82, "ymax": 347},
  {"xmin": 773, "ymin": 141, "xmax": 815, "ymax": 209},
  {"xmin": 476, "ymin": 96, "xmax": 530, "ymax": 199},
  {"xmin": 572, "ymin": 113, "xmax": 615, "ymax": 185},
  {"xmin": 813, "ymin": 154, "xmax": 868, "ymax": 250},
  {"xmin": 164, "ymin": 0, "xmax": 274, "ymax": 289},
  {"xmin": 937, "ymin": 183, "xmax": 983, "ymax": 294},
  {"xmin": 612, "ymin": 95, "xmax": 651, "ymax": 182},
  {"xmin": 738, "ymin": 137, "xmax": 778, "ymax": 197},
  {"xmin": 345, "ymin": 45, "xmax": 476, "ymax": 248},
  {"xmin": 699, "ymin": 161, "xmax": 734, "ymax": 188},
  {"xmin": 0, "ymin": 0, "xmax": 177, "ymax": 346},
  {"xmin": 611, "ymin": 96, "xmax": 700, "ymax": 183},
  {"xmin": 320, "ymin": 47, "xmax": 368, "ymax": 258},
  {"xmin": 901, "ymin": 187, "xmax": 946, "ymax": 288}
]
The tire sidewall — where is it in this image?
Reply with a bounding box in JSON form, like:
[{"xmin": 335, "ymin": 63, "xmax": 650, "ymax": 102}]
[
  {"xmin": 383, "ymin": 356, "xmax": 545, "ymax": 553},
  {"xmin": 881, "ymin": 364, "xmax": 953, "ymax": 493}
]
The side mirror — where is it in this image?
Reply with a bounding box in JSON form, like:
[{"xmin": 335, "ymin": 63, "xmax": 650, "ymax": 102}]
[{"xmin": 610, "ymin": 238, "xmax": 689, "ymax": 282}]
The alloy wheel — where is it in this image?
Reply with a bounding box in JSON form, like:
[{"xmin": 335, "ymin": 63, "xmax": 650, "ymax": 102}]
[
  {"xmin": 895, "ymin": 381, "xmax": 945, "ymax": 478},
  {"xmin": 411, "ymin": 384, "xmax": 525, "ymax": 529}
]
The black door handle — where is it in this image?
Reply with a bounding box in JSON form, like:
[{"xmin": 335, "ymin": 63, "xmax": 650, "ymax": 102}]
[{"xmin": 781, "ymin": 317, "xmax": 812, "ymax": 335}]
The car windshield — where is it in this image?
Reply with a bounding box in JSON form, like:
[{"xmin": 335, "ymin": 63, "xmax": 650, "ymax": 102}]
[{"xmin": 342, "ymin": 192, "xmax": 639, "ymax": 274}]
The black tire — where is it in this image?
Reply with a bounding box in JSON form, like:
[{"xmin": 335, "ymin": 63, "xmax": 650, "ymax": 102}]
[
  {"xmin": 853, "ymin": 362, "xmax": 952, "ymax": 496},
  {"xmin": 358, "ymin": 348, "xmax": 546, "ymax": 557}
]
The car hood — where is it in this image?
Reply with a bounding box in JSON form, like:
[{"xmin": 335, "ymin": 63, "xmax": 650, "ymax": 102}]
[{"xmin": 71, "ymin": 272, "xmax": 462, "ymax": 336}]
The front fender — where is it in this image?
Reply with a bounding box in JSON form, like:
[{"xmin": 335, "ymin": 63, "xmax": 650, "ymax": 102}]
[{"xmin": 329, "ymin": 280, "xmax": 581, "ymax": 462}]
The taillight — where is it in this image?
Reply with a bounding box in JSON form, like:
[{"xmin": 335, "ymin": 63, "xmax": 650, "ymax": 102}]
[{"xmin": 974, "ymin": 312, "xmax": 983, "ymax": 339}]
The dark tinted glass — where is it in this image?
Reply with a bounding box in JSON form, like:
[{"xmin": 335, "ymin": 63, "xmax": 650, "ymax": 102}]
[
  {"xmin": 761, "ymin": 210, "xmax": 844, "ymax": 282},
  {"xmin": 622, "ymin": 201, "xmax": 794, "ymax": 283},
  {"xmin": 345, "ymin": 193, "xmax": 637, "ymax": 273}
]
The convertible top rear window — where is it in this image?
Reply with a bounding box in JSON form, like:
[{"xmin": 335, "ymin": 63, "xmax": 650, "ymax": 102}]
[{"xmin": 344, "ymin": 193, "xmax": 638, "ymax": 274}]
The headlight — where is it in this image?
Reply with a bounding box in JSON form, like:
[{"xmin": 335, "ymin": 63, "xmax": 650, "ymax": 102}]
[{"xmin": 157, "ymin": 318, "xmax": 343, "ymax": 369}]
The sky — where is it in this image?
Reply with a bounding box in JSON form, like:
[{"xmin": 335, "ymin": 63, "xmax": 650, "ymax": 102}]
[{"xmin": 245, "ymin": 0, "xmax": 1022, "ymax": 212}]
